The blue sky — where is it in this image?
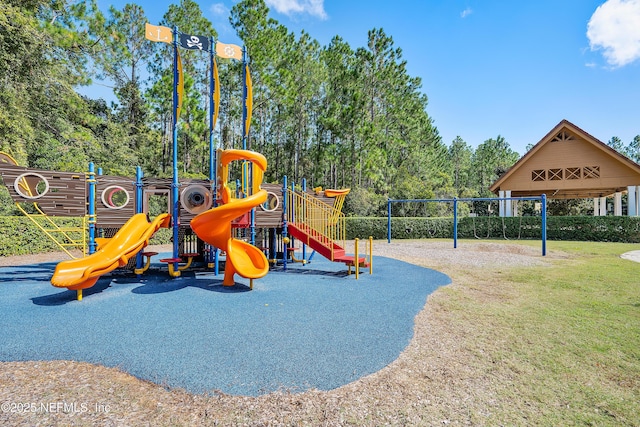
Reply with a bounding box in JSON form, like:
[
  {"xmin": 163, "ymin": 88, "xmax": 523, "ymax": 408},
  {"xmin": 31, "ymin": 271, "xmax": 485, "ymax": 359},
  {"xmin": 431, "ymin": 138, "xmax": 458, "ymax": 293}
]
[{"xmin": 97, "ymin": 0, "xmax": 640, "ymax": 156}]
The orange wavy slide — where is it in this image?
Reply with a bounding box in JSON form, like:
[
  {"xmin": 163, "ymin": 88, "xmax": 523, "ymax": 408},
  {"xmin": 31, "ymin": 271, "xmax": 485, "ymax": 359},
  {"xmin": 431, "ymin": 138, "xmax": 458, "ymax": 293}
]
[
  {"xmin": 190, "ymin": 149, "xmax": 269, "ymax": 286},
  {"xmin": 51, "ymin": 213, "xmax": 171, "ymax": 297}
]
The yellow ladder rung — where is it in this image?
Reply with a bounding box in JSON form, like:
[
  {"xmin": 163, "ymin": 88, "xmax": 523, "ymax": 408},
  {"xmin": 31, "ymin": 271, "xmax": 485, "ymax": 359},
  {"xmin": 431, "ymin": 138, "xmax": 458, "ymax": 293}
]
[{"xmin": 15, "ymin": 202, "xmax": 88, "ymax": 259}]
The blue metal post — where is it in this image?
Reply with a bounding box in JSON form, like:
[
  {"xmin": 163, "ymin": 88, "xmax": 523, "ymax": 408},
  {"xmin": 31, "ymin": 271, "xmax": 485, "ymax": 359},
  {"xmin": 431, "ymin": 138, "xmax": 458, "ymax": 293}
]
[
  {"xmin": 135, "ymin": 166, "xmax": 144, "ymax": 214},
  {"xmin": 541, "ymin": 193, "xmax": 547, "ymax": 256},
  {"xmin": 301, "ymin": 178, "xmax": 307, "ymax": 262},
  {"xmin": 135, "ymin": 166, "xmax": 144, "ymax": 270},
  {"xmin": 209, "ymin": 37, "xmax": 218, "ymax": 182},
  {"xmin": 453, "ymin": 197, "xmax": 458, "ymax": 249},
  {"xmin": 242, "ymin": 46, "xmax": 248, "ymax": 151},
  {"xmin": 387, "ymin": 199, "xmax": 391, "ymax": 243},
  {"xmin": 209, "ymin": 37, "xmax": 219, "ymax": 272},
  {"xmin": 171, "ymin": 26, "xmax": 180, "ymax": 269},
  {"xmin": 282, "ymin": 175, "xmax": 288, "ymax": 271},
  {"xmin": 87, "ymin": 163, "xmax": 96, "ymax": 255},
  {"xmin": 290, "ymin": 180, "xmax": 296, "ymax": 259}
]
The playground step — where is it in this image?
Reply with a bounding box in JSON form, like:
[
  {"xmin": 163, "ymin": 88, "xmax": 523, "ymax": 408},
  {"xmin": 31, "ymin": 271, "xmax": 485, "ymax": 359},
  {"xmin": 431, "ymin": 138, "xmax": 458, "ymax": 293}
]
[
  {"xmin": 287, "ymin": 222, "xmax": 344, "ymax": 261},
  {"xmin": 334, "ymin": 255, "xmax": 369, "ymax": 267},
  {"xmin": 288, "ymin": 222, "xmax": 369, "ymax": 269}
]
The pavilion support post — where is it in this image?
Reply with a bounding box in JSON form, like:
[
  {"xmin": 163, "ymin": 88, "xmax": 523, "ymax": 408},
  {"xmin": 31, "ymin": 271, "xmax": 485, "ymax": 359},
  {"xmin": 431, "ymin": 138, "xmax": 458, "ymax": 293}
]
[
  {"xmin": 628, "ymin": 186, "xmax": 638, "ymax": 216},
  {"xmin": 505, "ymin": 190, "xmax": 512, "ymax": 217},
  {"xmin": 614, "ymin": 192, "xmax": 622, "ymax": 216},
  {"xmin": 599, "ymin": 196, "xmax": 607, "ymax": 216},
  {"xmin": 499, "ymin": 190, "xmax": 505, "ymax": 217}
]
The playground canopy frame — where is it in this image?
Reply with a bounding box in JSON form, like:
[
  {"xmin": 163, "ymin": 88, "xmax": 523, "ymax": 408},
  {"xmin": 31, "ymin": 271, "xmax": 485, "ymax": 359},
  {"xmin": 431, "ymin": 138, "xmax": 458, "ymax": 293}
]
[{"xmin": 387, "ymin": 195, "xmax": 547, "ymax": 256}]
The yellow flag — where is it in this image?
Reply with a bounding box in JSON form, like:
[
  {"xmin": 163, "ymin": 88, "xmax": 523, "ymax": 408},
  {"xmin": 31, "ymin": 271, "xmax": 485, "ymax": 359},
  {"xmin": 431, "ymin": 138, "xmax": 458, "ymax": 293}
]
[
  {"xmin": 216, "ymin": 41, "xmax": 243, "ymax": 61},
  {"xmin": 212, "ymin": 57, "xmax": 220, "ymax": 129},
  {"xmin": 145, "ymin": 23, "xmax": 172, "ymax": 43},
  {"xmin": 176, "ymin": 50, "xmax": 184, "ymax": 120},
  {"xmin": 245, "ymin": 64, "xmax": 252, "ymax": 137}
]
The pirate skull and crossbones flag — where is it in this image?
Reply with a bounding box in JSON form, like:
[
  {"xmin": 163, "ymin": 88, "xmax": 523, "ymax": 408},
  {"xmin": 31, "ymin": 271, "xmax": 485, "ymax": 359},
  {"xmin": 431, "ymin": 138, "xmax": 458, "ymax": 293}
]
[{"xmin": 179, "ymin": 33, "xmax": 210, "ymax": 51}]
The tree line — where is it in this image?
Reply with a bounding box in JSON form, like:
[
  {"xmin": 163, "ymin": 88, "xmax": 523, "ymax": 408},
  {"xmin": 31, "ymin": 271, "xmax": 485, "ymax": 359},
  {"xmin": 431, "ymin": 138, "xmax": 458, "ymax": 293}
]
[{"xmin": 1, "ymin": 0, "xmax": 638, "ymax": 217}]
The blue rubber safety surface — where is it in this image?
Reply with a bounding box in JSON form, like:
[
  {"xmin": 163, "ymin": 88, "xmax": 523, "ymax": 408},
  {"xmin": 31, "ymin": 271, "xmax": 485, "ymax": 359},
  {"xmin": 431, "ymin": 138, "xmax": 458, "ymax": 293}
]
[{"xmin": 0, "ymin": 254, "xmax": 450, "ymax": 396}]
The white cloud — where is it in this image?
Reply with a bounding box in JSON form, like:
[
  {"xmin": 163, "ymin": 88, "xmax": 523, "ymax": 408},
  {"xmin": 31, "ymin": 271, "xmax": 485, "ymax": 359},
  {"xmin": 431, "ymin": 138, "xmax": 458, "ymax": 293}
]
[
  {"xmin": 460, "ymin": 7, "xmax": 473, "ymax": 18},
  {"xmin": 210, "ymin": 3, "xmax": 228, "ymax": 17},
  {"xmin": 587, "ymin": 0, "xmax": 640, "ymax": 68},
  {"xmin": 265, "ymin": 0, "xmax": 328, "ymax": 19}
]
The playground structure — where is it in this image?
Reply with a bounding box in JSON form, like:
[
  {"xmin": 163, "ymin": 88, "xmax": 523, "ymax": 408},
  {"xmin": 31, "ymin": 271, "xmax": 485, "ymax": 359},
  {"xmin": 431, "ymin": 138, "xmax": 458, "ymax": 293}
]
[
  {"xmin": 0, "ymin": 26, "xmax": 369, "ymax": 301},
  {"xmin": 0, "ymin": 149, "xmax": 365, "ymax": 300}
]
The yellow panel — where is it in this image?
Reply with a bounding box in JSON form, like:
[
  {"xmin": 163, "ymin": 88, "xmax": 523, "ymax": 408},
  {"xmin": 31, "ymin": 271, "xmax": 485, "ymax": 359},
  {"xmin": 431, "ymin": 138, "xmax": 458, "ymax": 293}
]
[
  {"xmin": 245, "ymin": 65, "xmax": 253, "ymax": 137},
  {"xmin": 212, "ymin": 57, "xmax": 220, "ymax": 128},
  {"xmin": 176, "ymin": 51, "xmax": 184, "ymax": 120}
]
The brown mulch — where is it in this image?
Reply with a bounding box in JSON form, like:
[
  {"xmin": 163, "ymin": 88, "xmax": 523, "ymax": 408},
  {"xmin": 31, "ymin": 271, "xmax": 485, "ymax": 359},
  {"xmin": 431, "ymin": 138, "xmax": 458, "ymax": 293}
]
[{"xmin": 0, "ymin": 240, "xmax": 566, "ymax": 426}]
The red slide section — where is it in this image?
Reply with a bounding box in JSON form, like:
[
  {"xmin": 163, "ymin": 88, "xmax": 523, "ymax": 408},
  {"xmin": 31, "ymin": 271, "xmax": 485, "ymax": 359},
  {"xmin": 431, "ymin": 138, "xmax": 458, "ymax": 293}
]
[{"xmin": 287, "ymin": 222, "xmax": 366, "ymax": 267}]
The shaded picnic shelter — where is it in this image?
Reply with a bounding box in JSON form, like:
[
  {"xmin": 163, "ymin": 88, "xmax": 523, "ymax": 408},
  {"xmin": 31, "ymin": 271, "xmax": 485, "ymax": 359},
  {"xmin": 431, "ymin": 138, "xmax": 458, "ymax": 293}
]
[{"xmin": 490, "ymin": 119, "xmax": 640, "ymax": 216}]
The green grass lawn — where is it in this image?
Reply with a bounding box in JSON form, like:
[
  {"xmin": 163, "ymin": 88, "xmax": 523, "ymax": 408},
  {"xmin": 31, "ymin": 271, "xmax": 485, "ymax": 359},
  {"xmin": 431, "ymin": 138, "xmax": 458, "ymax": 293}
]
[{"xmin": 448, "ymin": 241, "xmax": 640, "ymax": 425}]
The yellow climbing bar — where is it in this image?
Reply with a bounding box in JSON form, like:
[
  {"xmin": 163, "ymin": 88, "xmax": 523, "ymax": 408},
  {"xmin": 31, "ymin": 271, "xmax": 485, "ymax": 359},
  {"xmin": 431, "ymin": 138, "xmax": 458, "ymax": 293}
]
[{"xmin": 15, "ymin": 203, "xmax": 87, "ymax": 258}]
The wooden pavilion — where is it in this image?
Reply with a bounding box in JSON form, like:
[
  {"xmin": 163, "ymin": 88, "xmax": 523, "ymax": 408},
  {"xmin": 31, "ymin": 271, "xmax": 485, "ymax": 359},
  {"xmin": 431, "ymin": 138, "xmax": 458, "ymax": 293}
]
[{"xmin": 489, "ymin": 119, "xmax": 640, "ymax": 216}]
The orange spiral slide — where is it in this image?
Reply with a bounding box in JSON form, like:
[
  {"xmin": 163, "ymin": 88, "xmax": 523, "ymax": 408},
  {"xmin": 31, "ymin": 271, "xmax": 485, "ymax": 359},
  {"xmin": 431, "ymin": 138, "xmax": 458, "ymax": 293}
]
[{"xmin": 190, "ymin": 149, "xmax": 269, "ymax": 287}]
